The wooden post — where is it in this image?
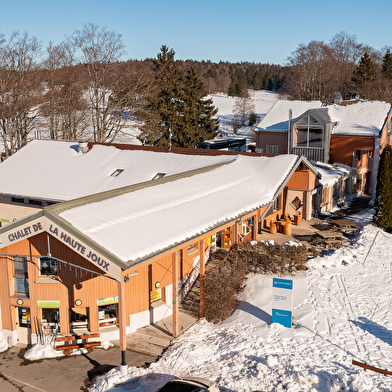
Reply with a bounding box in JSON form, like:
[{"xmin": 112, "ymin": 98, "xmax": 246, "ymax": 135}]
[
  {"xmin": 252, "ymin": 215, "xmax": 257, "ymax": 241},
  {"xmin": 118, "ymin": 275, "xmax": 127, "ymax": 373},
  {"xmin": 172, "ymin": 252, "xmax": 178, "ymax": 337},
  {"xmin": 199, "ymin": 239, "xmax": 205, "ymax": 318}
]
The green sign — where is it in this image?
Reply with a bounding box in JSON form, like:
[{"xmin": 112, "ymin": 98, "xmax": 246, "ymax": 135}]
[
  {"xmin": 97, "ymin": 296, "xmax": 118, "ymax": 306},
  {"xmin": 37, "ymin": 300, "xmax": 60, "ymax": 308}
]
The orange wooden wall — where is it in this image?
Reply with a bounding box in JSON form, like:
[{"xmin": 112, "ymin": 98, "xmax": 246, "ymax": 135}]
[{"xmin": 330, "ymin": 135, "xmax": 374, "ymax": 167}]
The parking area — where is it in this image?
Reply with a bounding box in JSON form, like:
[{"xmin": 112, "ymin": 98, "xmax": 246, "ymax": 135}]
[{"xmin": 0, "ymin": 344, "xmax": 156, "ymax": 392}]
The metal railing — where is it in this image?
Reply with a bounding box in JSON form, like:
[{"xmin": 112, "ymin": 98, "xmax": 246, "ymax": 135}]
[{"xmin": 291, "ymin": 146, "xmax": 324, "ymax": 162}]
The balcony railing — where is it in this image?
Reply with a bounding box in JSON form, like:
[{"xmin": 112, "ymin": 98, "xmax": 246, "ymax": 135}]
[{"xmin": 291, "ymin": 147, "xmax": 324, "ymax": 162}]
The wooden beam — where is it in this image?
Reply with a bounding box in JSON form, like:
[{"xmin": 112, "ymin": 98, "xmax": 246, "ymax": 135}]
[
  {"xmin": 352, "ymin": 360, "xmax": 392, "ymax": 376},
  {"xmin": 199, "ymin": 239, "xmax": 205, "ymax": 318},
  {"xmin": 252, "ymin": 214, "xmax": 257, "ymax": 241},
  {"xmin": 118, "ymin": 276, "xmax": 127, "ymax": 367},
  {"xmin": 172, "ymin": 252, "xmax": 178, "ymax": 337}
]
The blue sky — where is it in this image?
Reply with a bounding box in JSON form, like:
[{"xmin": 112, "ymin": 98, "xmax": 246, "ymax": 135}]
[{"xmin": 1, "ymin": 0, "xmax": 391, "ymax": 65}]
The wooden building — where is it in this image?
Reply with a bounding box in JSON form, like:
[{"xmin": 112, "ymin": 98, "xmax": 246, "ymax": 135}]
[
  {"xmin": 256, "ymin": 97, "xmax": 392, "ymax": 203},
  {"xmin": 0, "ymin": 146, "xmax": 320, "ymax": 366}
]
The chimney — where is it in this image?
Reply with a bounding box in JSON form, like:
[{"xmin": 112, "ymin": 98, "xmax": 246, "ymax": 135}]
[
  {"xmin": 78, "ymin": 141, "xmax": 89, "ymax": 154},
  {"xmin": 334, "ymin": 92, "xmax": 342, "ymax": 105}
]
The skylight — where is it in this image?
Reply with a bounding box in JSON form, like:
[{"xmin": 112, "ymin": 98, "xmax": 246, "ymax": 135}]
[
  {"xmin": 110, "ymin": 169, "xmax": 124, "ymax": 177},
  {"xmin": 152, "ymin": 173, "xmax": 166, "ymax": 180}
]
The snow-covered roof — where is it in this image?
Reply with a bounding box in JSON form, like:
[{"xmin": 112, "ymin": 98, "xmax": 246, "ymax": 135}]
[
  {"xmin": 256, "ymin": 100, "xmax": 391, "ymax": 137},
  {"xmin": 313, "ymin": 161, "xmax": 353, "ymax": 187},
  {"xmin": 256, "ymin": 100, "xmax": 322, "ymax": 132},
  {"xmin": 328, "ymin": 101, "xmax": 391, "ymax": 136},
  {"xmin": 57, "ymin": 154, "xmax": 301, "ymax": 265},
  {"xmin": 0, "ymin": 140, "xmax": 236, "ymax": 202}
]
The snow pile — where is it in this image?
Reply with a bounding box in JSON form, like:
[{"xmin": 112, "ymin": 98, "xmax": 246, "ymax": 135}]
[
  {"xmin": 0, "ymin": 339, "xmax": 8, "ymax": 353},
  {"xmin": 24, "ymin": 343, "xmax": 64, "ymax": 360},
  {"xmin": 91, "ymin": 208, "xmax": 392, "ymax": 392}
]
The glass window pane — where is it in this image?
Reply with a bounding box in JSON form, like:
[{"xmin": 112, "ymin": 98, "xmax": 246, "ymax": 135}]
[
  {"xmin": 40, "ymin": 257, "xmax": 58, "ymax": 276},
  {"xmin": 18, "ymin": 307, "xmax": 30, "ymax": 327},
  {"xmin": 42, "ymin": 308, "xmax": 59, "ymax": 324},
  {"xmin": 14, "ymin": 257, "xmax": 27, "ymax": 277},
  {"xmin": 14, "ymin": 277, "xmax": 29, "ymax": 295},
  {"xmin": 308, "ymin": 128, "xmax": 323, "ymax": 148},
  {"xmin": 98, "ymin": 303, "xmax": 117, "ymax": 326},
  {"xmin": 295, "ymin": 128, "xmax": 308, "ymax": 147}
]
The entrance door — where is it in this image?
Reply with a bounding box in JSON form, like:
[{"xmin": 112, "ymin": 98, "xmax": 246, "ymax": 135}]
[{"xmin": 16, "ymin": 307, "xmax": 31, "ymax": 345}]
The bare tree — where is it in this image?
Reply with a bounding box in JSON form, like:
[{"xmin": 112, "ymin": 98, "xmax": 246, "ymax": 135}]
[
  {"xmin": 329, "ymin": 32, "xmax": 374, "ymax": 98},
  {"xmin": 69, "ymin": 23, "xmax": 131, "ymax": 143},
  {"xmin": 232, "ymin": 94, "xmax": 255, "ymax": 127},
  {"xmin": 0, "ymin": 32, "xmax": 43, "ymax": 158},
  {"xmin": 284, "ymin": 40, "xmax": 336, "ymax": 101},
  {"xmin": 40, "ymin": 41, "xmax": 90, "ymax": 141}
]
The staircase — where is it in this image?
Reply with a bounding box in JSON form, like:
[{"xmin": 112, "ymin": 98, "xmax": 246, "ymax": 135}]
[
  {"xmin": 180, "ymin": 277, "xmax": 201, "ymax": 318},
  {"xmin": 116, "ymin": 280, "xmax": 202, "ymax": 357},
  {"xmin": 331, "ymin": 195, "xmax": 371, "ymax": 217}
]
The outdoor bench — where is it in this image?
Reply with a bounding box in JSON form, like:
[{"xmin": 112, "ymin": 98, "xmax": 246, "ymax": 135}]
[{"xmin": 55, "ymin": 333, "xmax": 101, "ymax": 356}]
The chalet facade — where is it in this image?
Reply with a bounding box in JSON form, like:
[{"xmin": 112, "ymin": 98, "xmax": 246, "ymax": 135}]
[
  {"xmin": 256, "ymin": 97, "xmax": 392, "ymax": 205},
  {"xmin": 0, "ymin": 141, "xmax": 321, "ymax": 367}
]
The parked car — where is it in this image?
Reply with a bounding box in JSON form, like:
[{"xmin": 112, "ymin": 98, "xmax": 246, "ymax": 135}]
[{"xmin": 157, "ymin": 376, "xmax": 219, "ymax": 392}]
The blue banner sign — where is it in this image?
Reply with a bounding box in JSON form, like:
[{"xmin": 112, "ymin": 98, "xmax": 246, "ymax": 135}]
[
  {"xmin": 272, "ymin": 309, "xmax": 292, "ymax": 328},
  {"xmin": 273, "ymin": 278, "xmax": 293, "ymax": 290},
  {"xmin": 272, "ymin": 278, "xmax": 293, "ymax": 328}
]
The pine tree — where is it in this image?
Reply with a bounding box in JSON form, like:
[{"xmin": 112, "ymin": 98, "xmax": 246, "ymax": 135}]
[
  {"xmin": 138, "ymin": 46, "xmax": 219, "ymax": 148},
  {"xmin": 138, "ymin": 45, "xmax": 183, "ymax": 146},
  {"xmin": 178, "ymin": 66, "xmax": 219, "ymax": 147},
  {"xmin": 382, "ymin": 49, "xmax": 392, "ymax": 80},
  {"xmin": 352, "ymin": 52, "xmax": 377, "ymax": 89},
  {"xmin": 373, "ymin": 145, "xmax": 392, "ymax": 232}
]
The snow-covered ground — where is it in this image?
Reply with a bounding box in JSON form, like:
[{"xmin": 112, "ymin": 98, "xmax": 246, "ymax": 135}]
[
  {"xmin": 208, "ymin": 90, "xmax": 281, "ymax": 145},
  {"xmin": 85, "ymin": 207, "xmax": 392, "ymax": 392},
  {"xmin": 0, "ymin": 90, "xmax": 279, "ymax": 154}
]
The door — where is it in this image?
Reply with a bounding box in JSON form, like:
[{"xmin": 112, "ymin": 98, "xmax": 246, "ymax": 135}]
[{"xmin": 16, "ymin": 307, "xmax": 31, "ymax": 345}]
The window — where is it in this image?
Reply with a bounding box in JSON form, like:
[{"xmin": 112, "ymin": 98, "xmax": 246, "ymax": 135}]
[
  {"xmin": 14, "ymin": 256, "xmax": 29, "ymax": 296},
  {"xmin": 294, "ymin": 127, "xmax": 323, "ymax": 148},
  {"xmin": 11, "ymin": 197, "xmax": 25, "ymax": 204},
  {"xmin": 28, "ymin": 199, "xmax": 42, "ymax": 206},
  {"xmin": 98, "ymin": 303, "xmax": 117, "ymax": 327},
  {"xmin": 70, "ymin": 307, "xmax": 89, "ymax": 331},
  {"xmin": 18, "ymin": 307, "xmax": 30, "ymax": 328},
  {"xmin": 356, "ymin": 150, "xmax": 362, "ymax": 161},
  {"xmin": 273, "ymin": 194, "xmax": 282, "ymax": 211},
  {"xmin": 388, "ymin": 120, "xmax": 392, "ymax": 135},
  {"xmin": 293, "ymin": 115, "xmax": 324, "ymax": 149},
  {"xmin": 266, "ymin": 145, "xmax": 278, "ymax": 154},
  {"xmin": 242, "ymin": 224, "xmax": 250, "ymax": 236},
  {"xmin": 152, "ymin": 173, "xmax": 166, "ymax": 180},
  {"xmin": 290, "ymin": 196, "xmax": 302, "ymax": 211},
  {"xmin": 41, "ymin": 308, "xmax": 60, "ymax": 332},
  {"xmin": 110, "ymin": 169, "xmax": 124, "ymax": 177},
  {"xmin": 187, "ymin": 243, "xmax": 198, "ymax": 255},
  {"xmin": 368, "ymin": 150, "xmax": 373, "ymax": 159},
  {"xmin": 40, "ymin": 257, "xmax": 58, "ymax": 276}
]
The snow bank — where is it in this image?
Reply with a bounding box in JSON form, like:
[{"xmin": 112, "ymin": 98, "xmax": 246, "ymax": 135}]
[{"xmin": 0, "ymin": 339, "xmax": 8, "ymax": 353}]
